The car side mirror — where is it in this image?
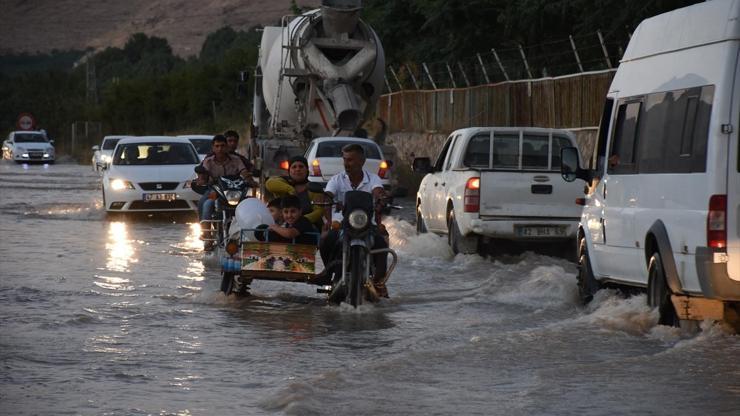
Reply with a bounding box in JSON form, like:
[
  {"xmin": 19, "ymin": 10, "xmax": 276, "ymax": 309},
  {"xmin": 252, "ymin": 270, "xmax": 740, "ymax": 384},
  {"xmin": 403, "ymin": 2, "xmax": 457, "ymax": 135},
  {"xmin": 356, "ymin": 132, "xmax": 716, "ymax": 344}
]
[
  {"xmin": 412, "ymin": 157, "xmax": 432, "ymax": 174},
  {"xmin": 92, "ymin": 145, "xmax": 100, "ymax": 151},
  {"xmin": 560, "ymin": 147, "xmax": 592, "ymax": 182},
  {"xmin": 307, "ymin": 181, "xmax": 326, "ymax": 194}
]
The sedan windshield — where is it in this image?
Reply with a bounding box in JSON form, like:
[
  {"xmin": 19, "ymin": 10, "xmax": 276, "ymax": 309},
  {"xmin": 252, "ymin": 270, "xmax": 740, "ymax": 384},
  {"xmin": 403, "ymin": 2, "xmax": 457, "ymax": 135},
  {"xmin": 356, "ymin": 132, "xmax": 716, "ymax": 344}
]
[
  {"xmin": 113, "ymin": 143, "xmax": 199, "ymax": 165},
  {"xmin": 15, "ymin": 133, "xmax": 48, "ymax": 143},
  {"xmin": 316, "ymin": 141, "xmax": 381, "ymax": 159}
]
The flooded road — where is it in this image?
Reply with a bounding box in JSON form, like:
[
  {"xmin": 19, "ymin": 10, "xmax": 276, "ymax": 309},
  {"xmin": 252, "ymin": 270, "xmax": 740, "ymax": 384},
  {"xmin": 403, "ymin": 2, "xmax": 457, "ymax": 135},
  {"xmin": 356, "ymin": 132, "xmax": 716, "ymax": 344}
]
[{"xmin": 1, "ymin": 161, "xmax": 738, "ymax": 415}]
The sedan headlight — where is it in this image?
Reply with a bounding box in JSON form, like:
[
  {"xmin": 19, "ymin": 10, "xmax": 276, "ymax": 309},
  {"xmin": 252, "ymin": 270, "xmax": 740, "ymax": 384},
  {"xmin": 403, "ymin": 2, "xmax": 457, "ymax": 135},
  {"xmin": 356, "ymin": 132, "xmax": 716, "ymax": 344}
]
[
  {"xmin": 110, "ymin": 178, "xmax": 135, "ymax": 191},
  {"xmin": 348, "ymin": 209, "xmax": 369, "ymax": 230},
  {"xmin": 225, "ymin": 190, "xmax": 242, "ymax": 206},
  {"xmin": 101, "ymin": 154, "xmax": 111, "ymax": 163}
]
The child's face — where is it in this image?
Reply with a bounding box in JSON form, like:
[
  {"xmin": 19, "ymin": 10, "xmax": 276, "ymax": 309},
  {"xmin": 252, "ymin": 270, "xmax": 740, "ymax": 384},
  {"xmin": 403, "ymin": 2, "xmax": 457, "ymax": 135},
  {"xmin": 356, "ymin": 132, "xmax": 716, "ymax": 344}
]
[
  {"xmin": 269, "ymin": 206, "xmax": 282, "ymax": 222},
  {"xmin": 282, "ymin": 206, "xmax": 301, "ymax": 224}
]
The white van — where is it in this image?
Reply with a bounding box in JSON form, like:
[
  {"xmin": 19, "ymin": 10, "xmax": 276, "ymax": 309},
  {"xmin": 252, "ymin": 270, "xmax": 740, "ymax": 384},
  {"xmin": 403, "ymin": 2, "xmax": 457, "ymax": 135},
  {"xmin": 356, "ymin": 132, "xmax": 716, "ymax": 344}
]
[{"xmin": 561, "ymin": 0, "xmax": 740, "ymax": 327}]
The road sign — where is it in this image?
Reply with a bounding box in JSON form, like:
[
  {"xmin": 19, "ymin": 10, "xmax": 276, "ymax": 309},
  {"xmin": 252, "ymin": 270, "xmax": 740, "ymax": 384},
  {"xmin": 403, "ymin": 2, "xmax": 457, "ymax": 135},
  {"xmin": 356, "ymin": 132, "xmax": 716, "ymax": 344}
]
[{"xmin": 16, "ymin": 113, "xmax": 36, "ymax": 131}]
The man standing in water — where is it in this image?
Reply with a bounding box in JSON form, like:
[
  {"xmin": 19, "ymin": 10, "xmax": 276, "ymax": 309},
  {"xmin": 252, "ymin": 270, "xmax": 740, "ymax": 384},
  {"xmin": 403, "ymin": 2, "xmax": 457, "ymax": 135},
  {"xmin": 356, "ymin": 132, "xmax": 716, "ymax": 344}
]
[{"xmin": 319, "ymin": 143, "xmax": 390, "ymax": 297}]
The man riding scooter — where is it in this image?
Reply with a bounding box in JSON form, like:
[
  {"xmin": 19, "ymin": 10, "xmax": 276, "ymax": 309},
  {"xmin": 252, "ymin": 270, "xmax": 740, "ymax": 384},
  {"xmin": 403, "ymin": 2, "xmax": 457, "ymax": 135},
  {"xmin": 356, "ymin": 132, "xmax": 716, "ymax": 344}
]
[
  {"xmin": 196, "ymin": 135, "xmax": 252, "ymax": 250},
  {"xmin": 318, "ymin": 143, "xmax": 391, "ymax": 298}
]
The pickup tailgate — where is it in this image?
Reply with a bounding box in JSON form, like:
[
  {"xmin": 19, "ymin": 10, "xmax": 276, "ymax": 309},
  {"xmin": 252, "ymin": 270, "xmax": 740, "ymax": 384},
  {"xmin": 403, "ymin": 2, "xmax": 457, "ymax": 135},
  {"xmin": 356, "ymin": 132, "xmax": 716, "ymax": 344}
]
[{"xmin": 478, "ymin": 171, "xmax": 583, "ymax": 219}]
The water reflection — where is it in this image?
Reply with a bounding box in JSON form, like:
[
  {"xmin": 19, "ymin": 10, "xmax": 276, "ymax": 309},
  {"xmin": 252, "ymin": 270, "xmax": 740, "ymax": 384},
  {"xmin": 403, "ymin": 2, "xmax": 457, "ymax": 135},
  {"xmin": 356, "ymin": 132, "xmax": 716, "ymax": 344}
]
[
  {"xmin": 106, "ymin": 221, "xmax": 137, "ymax": 272},
  {"xmin": 184, "ymin": 223, "xmax": 203, "ymax": 251}
]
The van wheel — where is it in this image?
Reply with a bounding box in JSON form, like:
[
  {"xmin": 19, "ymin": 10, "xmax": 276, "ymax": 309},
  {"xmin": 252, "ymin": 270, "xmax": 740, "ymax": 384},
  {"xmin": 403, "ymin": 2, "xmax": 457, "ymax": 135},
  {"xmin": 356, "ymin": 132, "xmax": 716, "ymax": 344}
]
[
  {"xmin": 647, "ymin": 252, "xmax": 679, "ymax": 327},
  {"xmin": 577, "ymin": 239, "xmax": 601, "ymax": 304},
  {"xmin": 447, "ymin": 210, "xmax": 477, "ymax": 254},
  {"xmin": 416, "ymin": 205, "xmax": 427, "ymax": 234}
]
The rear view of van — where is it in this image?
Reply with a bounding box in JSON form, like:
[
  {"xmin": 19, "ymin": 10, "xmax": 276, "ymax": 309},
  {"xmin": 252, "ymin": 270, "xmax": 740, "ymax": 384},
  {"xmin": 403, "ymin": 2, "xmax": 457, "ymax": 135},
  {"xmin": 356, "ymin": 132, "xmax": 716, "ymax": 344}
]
[{"xmin": 561, "ymin": 0, "xmax": 740, "ymax": 328}]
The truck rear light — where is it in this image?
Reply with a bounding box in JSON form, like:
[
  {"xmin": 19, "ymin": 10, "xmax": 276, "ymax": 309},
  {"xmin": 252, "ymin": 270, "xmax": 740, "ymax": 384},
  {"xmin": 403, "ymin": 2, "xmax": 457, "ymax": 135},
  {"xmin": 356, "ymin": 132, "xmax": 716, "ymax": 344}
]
[
  {"xmin": 279, "ymin": 160, "xmax": 290, "ymax": 170},
  {"xmin": 378, "ymin": 160, "xmax": 389, "ymax": 179},
  {"xmin": 464, "ymin": 177, "xmax": 480, "ymax": 213},
  {"xmin": 707, "ymin": 194, "xmax": 726, "ymax": 249},
  {"xmin": 311, "ymin": 159, "xmax": 322, "ymax": 177}
]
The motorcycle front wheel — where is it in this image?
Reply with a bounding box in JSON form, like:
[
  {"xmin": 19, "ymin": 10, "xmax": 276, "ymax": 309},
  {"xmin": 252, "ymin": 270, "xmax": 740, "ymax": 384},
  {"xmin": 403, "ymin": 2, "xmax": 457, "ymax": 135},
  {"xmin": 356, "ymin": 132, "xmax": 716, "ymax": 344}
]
[{"xmin": 347, "ymin": 245, "xmax": 366, "ymax": 307}]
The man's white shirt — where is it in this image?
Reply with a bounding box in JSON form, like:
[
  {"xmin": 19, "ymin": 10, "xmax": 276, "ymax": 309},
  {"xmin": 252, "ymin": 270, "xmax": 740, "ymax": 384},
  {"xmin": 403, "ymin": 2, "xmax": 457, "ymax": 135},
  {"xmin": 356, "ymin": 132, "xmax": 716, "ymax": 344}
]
[{"xmin": 325, "ymin": 169, "xmax": 383, "ymax": 222}]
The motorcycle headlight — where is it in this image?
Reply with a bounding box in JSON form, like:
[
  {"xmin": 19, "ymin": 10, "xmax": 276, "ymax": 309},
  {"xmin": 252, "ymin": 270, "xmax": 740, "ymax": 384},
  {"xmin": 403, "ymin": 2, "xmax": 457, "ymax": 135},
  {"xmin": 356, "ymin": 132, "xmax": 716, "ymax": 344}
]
[
  {"xmin": 348, "ymin": 209, "xmax": 369, "ymax": 230},
  {"xmin": 225, "ymin": 190, "xmax": 242, "ymax": 206},
  {"xmin": 110, "ymin": 178, "xmax": 134, "ymax": 190}
]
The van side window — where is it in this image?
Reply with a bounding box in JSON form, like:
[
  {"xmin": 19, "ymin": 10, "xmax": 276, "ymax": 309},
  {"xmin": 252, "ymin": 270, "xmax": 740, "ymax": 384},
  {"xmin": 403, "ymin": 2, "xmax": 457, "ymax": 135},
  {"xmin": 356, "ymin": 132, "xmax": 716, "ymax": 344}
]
[
  {"xmin": 433, "ymin": 135, "xmax": 454, "ymax": 172},
  {"xmin": 608, "ymin": 101, "xmax": 642, "ymax": 174},
  {"xmin": 635, "ymin": 85, "xmax": 713, "ymax": 173},
  {"xmin": 463, "ymin": 134, "xmax": 491, "ymax": 168},
  {"xmin": 594, "ymin": 98, "xmax": 615, "ymax": 173},
  {"xmin": 492, "ymin": 134, "xmax": 520, "ymax": 169}
]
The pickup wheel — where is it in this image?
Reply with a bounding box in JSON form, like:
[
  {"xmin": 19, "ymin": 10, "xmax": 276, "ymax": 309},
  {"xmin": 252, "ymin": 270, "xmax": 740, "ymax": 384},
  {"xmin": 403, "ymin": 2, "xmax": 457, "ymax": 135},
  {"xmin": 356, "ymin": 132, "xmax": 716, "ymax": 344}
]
[
  {"xmin": 647, "ymin": 252, "xmax": 679, "ymax": 327},
  {"xmin": 416, "ymin": 205, "xmax": 427, "ymax": 234},
  {"xmin": 577, "ymin": 238, "xmax": 601, "ymax": 304},
  {"xmin": 447, "ymin": 210, "xmax": 477, "ymax": 254}
]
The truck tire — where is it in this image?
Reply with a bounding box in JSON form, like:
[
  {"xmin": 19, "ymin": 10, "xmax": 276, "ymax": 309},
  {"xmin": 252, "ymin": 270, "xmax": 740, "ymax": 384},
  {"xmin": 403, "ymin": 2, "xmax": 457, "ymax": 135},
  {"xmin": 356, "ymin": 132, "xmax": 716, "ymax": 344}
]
[
  {"xmin": 448, "ymin": 210, "xmax": 477, "ymax": 255},
  {"xmin": 577, "ymin": 238, "xmax": 601, "ymax": 304},
  {"xmin": 416, "ymin": 205, "xmax": 427, "ymax": 234},
  {"xmin": 647, "ymin": 252, "xmax": 679, "ymax": 327}
]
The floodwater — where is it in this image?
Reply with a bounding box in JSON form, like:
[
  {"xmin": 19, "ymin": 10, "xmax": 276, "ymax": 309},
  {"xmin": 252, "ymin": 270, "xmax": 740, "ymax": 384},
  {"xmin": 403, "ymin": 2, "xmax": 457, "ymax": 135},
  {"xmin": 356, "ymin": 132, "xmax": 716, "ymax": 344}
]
[{"xmin": 1, "ymin": 161, "xmax": 738, "ymax": 416}]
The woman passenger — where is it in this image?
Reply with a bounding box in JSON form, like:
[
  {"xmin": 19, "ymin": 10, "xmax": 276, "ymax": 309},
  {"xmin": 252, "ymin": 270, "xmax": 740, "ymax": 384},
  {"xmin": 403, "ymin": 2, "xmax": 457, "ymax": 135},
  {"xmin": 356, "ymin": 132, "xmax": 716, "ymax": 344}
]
[{"xmin": 265, "ymin": 156, "xmax": 324, "ymax": 226}]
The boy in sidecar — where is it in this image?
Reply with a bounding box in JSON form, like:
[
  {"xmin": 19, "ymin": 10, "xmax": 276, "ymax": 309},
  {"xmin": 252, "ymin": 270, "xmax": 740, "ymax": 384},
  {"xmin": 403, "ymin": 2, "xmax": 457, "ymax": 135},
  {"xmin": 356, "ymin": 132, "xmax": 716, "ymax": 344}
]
[{"xmin": 257, "ymin": 195, "xmax": 317, "ymax": 245}]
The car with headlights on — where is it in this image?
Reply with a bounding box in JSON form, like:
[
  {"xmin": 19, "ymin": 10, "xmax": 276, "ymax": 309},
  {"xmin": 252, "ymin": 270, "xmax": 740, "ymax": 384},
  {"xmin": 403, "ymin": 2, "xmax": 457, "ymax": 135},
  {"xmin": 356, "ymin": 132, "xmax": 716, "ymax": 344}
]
[
  {"xmin": 92, "ymin": 135, "xmax": 129, "ymax": 171},
  {"xmin": 102, "ymin": 136, "xmax": 200, "ymax": 213},
  {"xmin": 2, "ymin": 130, "xmax": 55, "ymax": 163}
]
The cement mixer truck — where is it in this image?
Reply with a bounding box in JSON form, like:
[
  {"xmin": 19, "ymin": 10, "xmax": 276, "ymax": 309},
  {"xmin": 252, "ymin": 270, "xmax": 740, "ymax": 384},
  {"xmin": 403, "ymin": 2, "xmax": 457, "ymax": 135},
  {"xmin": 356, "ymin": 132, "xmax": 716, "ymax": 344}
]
[{"xmin": 251, "ymin": 0, "xmax": 386, "ymax": 192}]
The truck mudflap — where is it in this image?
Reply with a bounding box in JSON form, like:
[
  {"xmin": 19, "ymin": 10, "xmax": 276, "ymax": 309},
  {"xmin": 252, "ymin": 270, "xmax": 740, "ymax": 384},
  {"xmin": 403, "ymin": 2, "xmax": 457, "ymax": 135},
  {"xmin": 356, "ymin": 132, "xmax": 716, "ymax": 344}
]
[{"xmin": 695, "ymin": 246, "xmax": 740, "ymax": 300}]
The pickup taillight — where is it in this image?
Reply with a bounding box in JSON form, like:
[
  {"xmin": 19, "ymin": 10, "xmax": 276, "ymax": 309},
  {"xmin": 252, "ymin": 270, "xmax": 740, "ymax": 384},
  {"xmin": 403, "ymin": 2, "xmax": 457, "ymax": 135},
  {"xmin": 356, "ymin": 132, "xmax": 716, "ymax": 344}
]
[
  {"xmin": 378, "ymin": 160, "xmax": 389, "ymax": 179},
  {"xmin": 311, "ymin": 159, "xmax": 322, "ymax": 177},
  {"xmin": 707, "ymin": 194, "xmax": 727, "ymax": 249},
  {"xmin": 464, "ymin": 177, "xmax": 480, "ymax": 213}
]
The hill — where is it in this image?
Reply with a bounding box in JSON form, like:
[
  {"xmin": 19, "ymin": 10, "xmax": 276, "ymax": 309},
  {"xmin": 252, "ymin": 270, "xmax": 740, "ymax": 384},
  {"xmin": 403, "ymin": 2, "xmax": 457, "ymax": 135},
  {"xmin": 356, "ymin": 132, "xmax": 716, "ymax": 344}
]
[{"xmin": 0, "ymin": 0, "xmax": 305, "ymax": 56}]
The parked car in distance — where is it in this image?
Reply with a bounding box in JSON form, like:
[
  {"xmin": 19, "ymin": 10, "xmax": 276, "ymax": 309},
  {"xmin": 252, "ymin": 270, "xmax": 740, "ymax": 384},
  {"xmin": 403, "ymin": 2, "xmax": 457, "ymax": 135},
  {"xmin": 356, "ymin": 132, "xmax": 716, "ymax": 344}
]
[
  {"xmin": 304, "ymin": 137, "xmax": 394, "ymax": 191},
  {"xmin": 102, "ymin": 136, "xmax": 201, "ymax": 213},
  {"xmin": 92, "ymin": 135, "xmax": 129, "ymax": 171},
  {"xmin": 2, "ymin": 130, "xmax": 55, "ymax": 163},
  {"xmin": 560, "ymin": 0, "xmax": 740, "ymax": 329},
  {"xmin": 414, "ymin": 127, "xmax": 584, "ymax": 255},
  {"xmin": 178, "ymin": 135, "xmax": 213, "ymax": 161}
]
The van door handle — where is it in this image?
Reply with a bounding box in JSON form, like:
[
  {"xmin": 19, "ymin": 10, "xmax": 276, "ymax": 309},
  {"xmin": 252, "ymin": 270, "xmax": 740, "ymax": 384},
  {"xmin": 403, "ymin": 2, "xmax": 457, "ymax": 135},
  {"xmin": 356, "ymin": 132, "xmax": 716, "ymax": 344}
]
[
  {"xmin": 434, "ymin": 182, "xmax": 438, "ymax": 186},
  {"xmin": 441, "ymin": 182, "xmax": 446, "ymax": 186}
]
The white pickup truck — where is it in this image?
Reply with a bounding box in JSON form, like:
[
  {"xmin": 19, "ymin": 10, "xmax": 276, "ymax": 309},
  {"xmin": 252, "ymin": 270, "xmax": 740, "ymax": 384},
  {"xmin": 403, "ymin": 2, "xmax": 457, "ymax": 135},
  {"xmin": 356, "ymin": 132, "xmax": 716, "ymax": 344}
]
[{"xmin": 413, "ymin": 127, "xmax": 585, "ymax": 254}]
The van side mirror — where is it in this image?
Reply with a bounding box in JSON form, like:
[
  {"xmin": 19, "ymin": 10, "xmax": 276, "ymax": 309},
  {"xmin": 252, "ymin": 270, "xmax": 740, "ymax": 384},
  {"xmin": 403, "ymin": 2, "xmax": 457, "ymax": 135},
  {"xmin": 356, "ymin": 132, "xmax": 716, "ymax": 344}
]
[
  {"xmin": 560, "ymin": 147, "xmax": 592, "ymax": 182},
  {"xmin": 412, "ymin": 157, "xmax": 432, "ymax": 173},
  {"xmin": 92, "ymin": 145, "xmax": 100, "ymax": 151},
  {"xmin": 49, "ymin": 139, "xmax": 55, "ymax": 144}
]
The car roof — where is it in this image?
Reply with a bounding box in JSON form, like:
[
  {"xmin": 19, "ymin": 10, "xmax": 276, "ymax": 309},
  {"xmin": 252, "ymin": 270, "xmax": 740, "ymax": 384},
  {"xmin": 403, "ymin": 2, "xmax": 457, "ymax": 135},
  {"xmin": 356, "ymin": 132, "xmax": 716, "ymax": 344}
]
[
  {"xmin": 178, "ymin": 135, "xmax": 214, "ymax": 140},
  {"xmin": 450, "ymin": 127, "xmax": 576, "ymax": 139},
  {"xmin": 117, "ymin": 136, "xmax": 193, "ymax": 145},
  {"xmin": 102, "ymin": 135, "xmax": 130, "ymax": 140},
  {"xmin": 11, "ymin": 130, "xmax": 46, "ymax": 135}
]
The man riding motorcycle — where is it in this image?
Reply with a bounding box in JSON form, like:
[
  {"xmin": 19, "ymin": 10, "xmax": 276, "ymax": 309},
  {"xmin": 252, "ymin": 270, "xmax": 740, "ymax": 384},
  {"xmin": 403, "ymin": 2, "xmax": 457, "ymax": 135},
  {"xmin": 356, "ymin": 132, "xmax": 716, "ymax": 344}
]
[
  {"xmin": 318, "ymin": 143, "xmax": 390, "ymax": 298},
  {"xmin": 196, "ymin": 135, "xmax": 252, "ymax": 248}
]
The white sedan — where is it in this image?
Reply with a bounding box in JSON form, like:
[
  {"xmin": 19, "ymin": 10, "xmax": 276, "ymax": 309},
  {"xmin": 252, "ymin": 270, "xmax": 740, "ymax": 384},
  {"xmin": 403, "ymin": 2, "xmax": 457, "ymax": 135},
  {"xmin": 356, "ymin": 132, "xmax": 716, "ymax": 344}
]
[
  {"xmin": 2, "ymin": 130, "xmax": 55, "ymax": 163},
  {"xmin": 92, "ymin": 135, "xmax": 128, "ymax": 171},
  {"xmin": 102, "ymin": 136, "xmax": 201, "ymax": 213},
  {"xmin": 304, "ymin": 137, "xmax": 393, "ymax": 191}
]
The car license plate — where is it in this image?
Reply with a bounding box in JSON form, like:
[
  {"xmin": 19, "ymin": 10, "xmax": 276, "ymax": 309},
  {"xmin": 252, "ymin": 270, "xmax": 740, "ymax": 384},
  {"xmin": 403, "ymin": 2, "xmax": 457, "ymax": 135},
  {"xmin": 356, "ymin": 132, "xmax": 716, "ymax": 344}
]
[
  {"xmin": 143, "ymin": 193, "xmax": 177, "ymax": 202},
  {"xmin": 515, "ymin": 225, "xmax": 566, "ymax": 237}
]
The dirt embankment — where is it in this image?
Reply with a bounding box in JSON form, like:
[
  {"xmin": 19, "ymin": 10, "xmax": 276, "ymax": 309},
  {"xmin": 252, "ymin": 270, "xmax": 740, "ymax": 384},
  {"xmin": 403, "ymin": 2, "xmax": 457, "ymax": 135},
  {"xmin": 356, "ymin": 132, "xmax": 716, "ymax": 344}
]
[{"xmin": 1, "ymin": 0, "xmax": 303, "ymax": 56}]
